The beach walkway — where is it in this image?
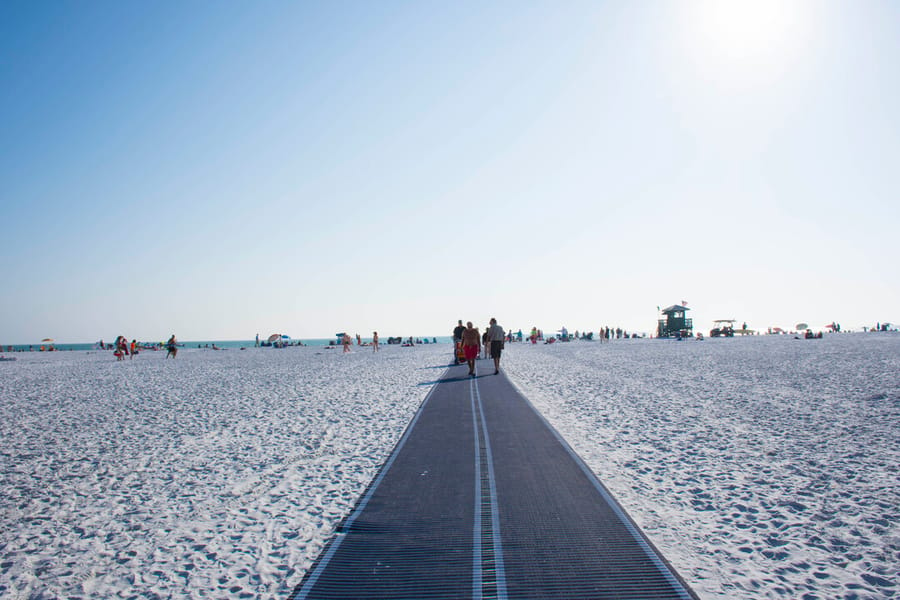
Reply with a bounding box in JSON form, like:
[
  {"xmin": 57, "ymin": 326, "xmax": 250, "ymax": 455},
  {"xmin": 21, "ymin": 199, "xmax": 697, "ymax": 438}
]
[{"xmin": 289, "ymin": 361, "xmax": 698, "ymax": 599}]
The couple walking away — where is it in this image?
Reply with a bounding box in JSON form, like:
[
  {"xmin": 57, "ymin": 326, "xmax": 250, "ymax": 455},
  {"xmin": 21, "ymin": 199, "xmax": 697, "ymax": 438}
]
[{"xmin": 459, "ymin": 318, "xmax": 504, "ymax": 376}]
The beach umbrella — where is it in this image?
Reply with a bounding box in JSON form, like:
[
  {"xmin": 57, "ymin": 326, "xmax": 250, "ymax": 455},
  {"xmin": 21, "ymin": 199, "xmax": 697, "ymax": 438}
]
[
  {"xmin": 41, "ymin": 338, "xmax": 54, "ymax": 342},
  {"xmin": 796, "ymin": 323, "xmax": 808, "ymax": 331},
  {"xmin": 267, "ymin": 334, "xmax": 281, "ymax": 343}
]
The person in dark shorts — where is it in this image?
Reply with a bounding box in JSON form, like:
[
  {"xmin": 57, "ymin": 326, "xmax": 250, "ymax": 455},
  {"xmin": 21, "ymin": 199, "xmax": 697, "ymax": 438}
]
[
  {"xmin": 487, "ymin": 318, "xmax": 505, "ymax": 375},
  {"xmin": 166, "ymin": 334, "xmax": 178, "ymax": 359}
]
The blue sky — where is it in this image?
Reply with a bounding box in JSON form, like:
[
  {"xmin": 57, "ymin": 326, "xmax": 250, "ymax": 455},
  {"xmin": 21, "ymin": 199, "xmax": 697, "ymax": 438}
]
[{"xmin": 2, "ymin": 0, "xmax": 898, "ymax": 342}]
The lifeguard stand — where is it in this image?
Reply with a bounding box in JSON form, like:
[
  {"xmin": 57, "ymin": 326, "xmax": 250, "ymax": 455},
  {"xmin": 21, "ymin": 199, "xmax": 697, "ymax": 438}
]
[{"xmin": 658, "ymin": 305, "xmax": 693, "ymax": 338}]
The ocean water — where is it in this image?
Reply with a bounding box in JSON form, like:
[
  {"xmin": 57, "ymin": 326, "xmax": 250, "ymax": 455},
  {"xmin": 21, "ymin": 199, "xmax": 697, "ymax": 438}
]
[{"xmin": 2, "ymin": 336, "xmax": 453, "ymax": 352}]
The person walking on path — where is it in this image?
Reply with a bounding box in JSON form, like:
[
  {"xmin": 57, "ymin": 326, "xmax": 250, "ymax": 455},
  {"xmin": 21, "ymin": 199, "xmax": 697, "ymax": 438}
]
[
  {"xmin": 452, "ymin": 319, "xmax": 466, "ymax": 364},
  {"xmin": 166, "ymin": 334, "xmax": 178, "ymax": 359},
  {"xmin": 488, "ymin": 317, "xmax": 505, "ymax": 375},
  {"xmin": 461, "ymin": 321, "xmax": 481, "ymax": 376},
  {"xmin": 372, "ymin": 331, "xmax": 379, "ymax": 352}
]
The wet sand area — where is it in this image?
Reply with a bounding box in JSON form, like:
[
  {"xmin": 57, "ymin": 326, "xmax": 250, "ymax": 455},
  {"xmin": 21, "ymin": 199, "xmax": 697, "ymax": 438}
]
[{"xmin": 290, "ymin": 361, "xmax": 699, "ymax": 599}]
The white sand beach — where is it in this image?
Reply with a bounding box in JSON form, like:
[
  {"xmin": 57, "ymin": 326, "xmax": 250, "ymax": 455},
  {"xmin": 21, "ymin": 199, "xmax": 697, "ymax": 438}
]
[
  {"xmin": 503, "ymin": 333, "xmax": 899, "ymax": 600},
  {"xmin": 1, "ymin": 334, "xmax": 897, "ymax": 599}
]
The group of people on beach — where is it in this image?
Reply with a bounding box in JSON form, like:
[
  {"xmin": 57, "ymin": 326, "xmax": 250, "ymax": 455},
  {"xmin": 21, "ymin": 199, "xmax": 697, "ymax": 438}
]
[
  {"xmin": 336, "ymin": 332, "xmax": 439, "ymax": 351},
  {"xmin": 112, "ymin": 336, "xmax": 135, "ymax": 361},
  {"xmin": 340, "ymin": 332, "xmax": 380, "ymax": 352},
  {"xmin": 97, "ymin": 335, "xmax": 178, "ymax": 360},
  {"xmin": 453, "ymin": 318, "xmax": 505, "ymax": 376}
]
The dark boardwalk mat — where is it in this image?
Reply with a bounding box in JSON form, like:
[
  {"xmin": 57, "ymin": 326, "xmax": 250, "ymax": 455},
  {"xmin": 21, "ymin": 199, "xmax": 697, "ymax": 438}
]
[{"xmin": 290, "ymin": 362, "xmax": 698, "ymax": 599}]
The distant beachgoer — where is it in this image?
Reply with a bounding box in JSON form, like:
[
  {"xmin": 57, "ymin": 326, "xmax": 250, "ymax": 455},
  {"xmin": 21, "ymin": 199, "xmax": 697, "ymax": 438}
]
[
  {"xmin": 356, "ymin": 333, "xmax": 361, "ymax": 346},
  {"xmin": 130, "ymin": 339, "xmax": 137, "ymax": 359},
  {"xmin": 488, "ymin": 318, "xmax": 505, "ymax": 375},
  {"xmin": 373, "ymin": 331, "xmax": 379, "ymax": 352},
  {"xmin": 255, "ymin": 333, "xmax": 259, "ymax": 347},
  {"xmin": 453, "ymin": 319, "xmax": 466, "ymax": 364},
  {"xmin": 461, "ymin": 322, "xmax": 481, "ymax": 376},
  {"xmin": 166, "ymin": 335, "xmax": 178, "ymax": 359},
  {"xmin": 115, "ymin": 335, "xmax": 129, "ymax": 361},
  {"xmin": 342, "ymin": 333, "xmax": 352, "ymax": 353},
  {"xmin": 482, "ymin": 327, "xmax": 489, "ymax": 359}
]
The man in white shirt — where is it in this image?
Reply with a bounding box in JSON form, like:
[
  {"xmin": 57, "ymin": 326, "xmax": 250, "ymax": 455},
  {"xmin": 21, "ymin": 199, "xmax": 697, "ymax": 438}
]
[{"xmin": 487, "ymin": 318, "xmax": 505, "ymax": 375}]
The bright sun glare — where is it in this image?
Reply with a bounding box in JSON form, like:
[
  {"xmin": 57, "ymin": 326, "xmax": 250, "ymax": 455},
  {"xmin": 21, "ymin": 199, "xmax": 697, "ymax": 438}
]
[
  {"xmin": 692, "ymin": 0, "xmax": 799, "ymax": 62},
  {"xmin": 683, "ymin": 0, "xmax": 811, "ymax": 83}
]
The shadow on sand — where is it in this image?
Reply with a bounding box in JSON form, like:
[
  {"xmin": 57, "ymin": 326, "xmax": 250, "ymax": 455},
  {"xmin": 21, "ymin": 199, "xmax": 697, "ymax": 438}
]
[{"xmin": 417, "ymin": 373, "xmax": 491, "ymax": 386}]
